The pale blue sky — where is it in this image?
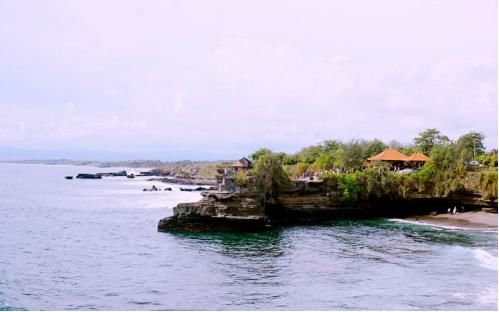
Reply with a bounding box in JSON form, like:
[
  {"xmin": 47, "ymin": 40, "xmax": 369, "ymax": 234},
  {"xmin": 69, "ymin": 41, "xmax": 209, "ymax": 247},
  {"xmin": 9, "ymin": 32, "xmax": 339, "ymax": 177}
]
[{"xmin": 0, "ymin": 0, "xmax": 497, "ymax": 160}]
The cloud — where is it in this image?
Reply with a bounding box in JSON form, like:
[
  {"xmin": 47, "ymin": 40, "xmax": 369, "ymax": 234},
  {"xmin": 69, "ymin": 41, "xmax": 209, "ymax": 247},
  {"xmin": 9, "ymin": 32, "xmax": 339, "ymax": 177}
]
[{"xmin": 0, "ymin": 0, "xmax": 496, "ymax": 158}]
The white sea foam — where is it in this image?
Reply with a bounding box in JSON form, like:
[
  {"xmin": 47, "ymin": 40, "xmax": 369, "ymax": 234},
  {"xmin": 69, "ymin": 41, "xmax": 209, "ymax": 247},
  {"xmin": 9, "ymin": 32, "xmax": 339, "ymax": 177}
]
[
  {"xmin": 387, "ymin": 218, "xmax": 494, "ymax": 231},
  {"xmin": 473, "ymin": 248, "xmax": 498, "ymax": 271}
]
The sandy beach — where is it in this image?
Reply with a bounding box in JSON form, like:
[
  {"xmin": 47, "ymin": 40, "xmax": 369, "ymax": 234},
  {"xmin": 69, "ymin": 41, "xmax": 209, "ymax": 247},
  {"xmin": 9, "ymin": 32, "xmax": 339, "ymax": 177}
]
[{"xmin": 406, "ymin": 210, "xmax": 498, "ymax": 229}]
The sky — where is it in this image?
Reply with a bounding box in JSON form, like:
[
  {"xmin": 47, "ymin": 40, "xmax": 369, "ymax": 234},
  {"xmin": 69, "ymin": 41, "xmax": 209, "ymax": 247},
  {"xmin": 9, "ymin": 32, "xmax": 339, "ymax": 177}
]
[{"xmin": 0, "ymin": 0, "xmax": 497, "ymax": 160}]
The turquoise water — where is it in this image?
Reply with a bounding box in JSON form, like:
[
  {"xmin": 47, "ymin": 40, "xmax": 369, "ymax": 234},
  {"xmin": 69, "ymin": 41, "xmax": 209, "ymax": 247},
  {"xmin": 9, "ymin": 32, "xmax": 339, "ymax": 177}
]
[{"xmin": 0, "ymin": 163, "xmax": 497, "ymax": 310}]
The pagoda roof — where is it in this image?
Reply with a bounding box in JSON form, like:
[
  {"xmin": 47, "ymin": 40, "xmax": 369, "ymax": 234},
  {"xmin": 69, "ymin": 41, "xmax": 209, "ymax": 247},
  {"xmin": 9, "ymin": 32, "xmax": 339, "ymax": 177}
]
[
  {"xmin": 367, "ymin": 149, "xmax": 408, "ymax": 161},
  {"xmin": 406, "ymin": 152, "xmax": 430, "ymax": 162}
]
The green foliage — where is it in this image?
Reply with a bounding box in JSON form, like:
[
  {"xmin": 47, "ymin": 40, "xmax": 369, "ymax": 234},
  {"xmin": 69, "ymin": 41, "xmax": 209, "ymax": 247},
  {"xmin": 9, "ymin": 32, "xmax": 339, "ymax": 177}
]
[
  {"xmin": 414, "ymin": 128, "xmax": 450, "ymax": 155},
  {"xmin": 234, "ymin": 170, "xmax": 251, "ymax": 187},
  {"xmin": 298, "ymin": 145, "xmax": 323, "ymax": 164},
  {"xmin": 254, "ymin": 152, "xmax": 292, "ymax": 205},
  {"xmin": 319, "ymin": 171, "xmax": 339, "ymax": 190},
  {"xmin": 413, "ymin": 164, "xmax": 434, "ymax": 193},
  {"xmin": 294, "ymin": 162, "xmax": 309, "ymax": 178},
  {"xmin": 282, "ymin": 154, "xmax": 299, "ymax": 165},
  {"xmin": 250, "ymin": 148, "xmax": 272, "ymax": 162},
  {"xmin": 476, "ymin": 152, "xmax": 498, "ymax": 168},
  {"xmin": 478, "ymin": 170, "xmax": 498, "ymax": 200},
  {"xmin": 337, "ymin": 174, "xmax": 362, "ymax": 202},
  {"xmin": 361, "ymin": 167, "xmax": 404, "ymax": 199},
  {"xmin": 321, "ymin": 140, "xmax": 341, "ymax": 153},
  {"xmin": 245, "ymin": 129, "xmax": 493, "ymax": 203},
  {"xmin": 424, "ymin": 144, "xmax": 465, "ymax": 196},
  {"xmin": 310, "ymin": 153, "xmax": 335, "ymax": 171},
  {"xmin": 364, "ymin": 139, "xmax": 387, "ymax": 159},
  {"xmin": 456, "ymin": 131, "xmax": 486, "ymax": 162}
]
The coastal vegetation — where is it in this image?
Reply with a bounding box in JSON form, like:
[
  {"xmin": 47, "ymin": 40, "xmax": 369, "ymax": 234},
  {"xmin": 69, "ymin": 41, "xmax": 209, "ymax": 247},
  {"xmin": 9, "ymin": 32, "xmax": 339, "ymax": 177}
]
[{"xmin": 239, "ymin": 129, "xmax": 497, "ymax": 202}]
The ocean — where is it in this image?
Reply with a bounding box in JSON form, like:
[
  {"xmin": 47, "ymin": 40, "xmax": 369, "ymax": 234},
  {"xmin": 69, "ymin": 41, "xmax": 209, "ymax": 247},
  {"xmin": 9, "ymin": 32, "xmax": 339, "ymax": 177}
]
[{"xmin": 0, "ymin": 163, "xmax": 497, "ymax": 310}]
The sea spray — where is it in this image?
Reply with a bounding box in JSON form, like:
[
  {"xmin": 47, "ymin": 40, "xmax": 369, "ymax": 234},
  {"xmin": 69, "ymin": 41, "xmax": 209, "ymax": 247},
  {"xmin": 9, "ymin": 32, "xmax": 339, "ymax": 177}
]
[{"xmin": 473, "ymin": 248, "xmax": 498, "ymax": 271}]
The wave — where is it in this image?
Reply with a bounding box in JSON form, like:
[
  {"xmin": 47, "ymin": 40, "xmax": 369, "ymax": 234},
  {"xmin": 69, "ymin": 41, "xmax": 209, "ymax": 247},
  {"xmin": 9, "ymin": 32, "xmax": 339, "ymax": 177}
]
[
  {"xmin": 474, "ymin": 248, "xmax": 498, "ymax": 271},
  {"xmin": 387, "ymin": 218, "xmax": 495, "ymax": 232}
]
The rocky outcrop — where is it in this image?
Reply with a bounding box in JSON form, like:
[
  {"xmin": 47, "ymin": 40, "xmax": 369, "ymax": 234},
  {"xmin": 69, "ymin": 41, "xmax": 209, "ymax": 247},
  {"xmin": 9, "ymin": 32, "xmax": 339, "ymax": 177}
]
[
  {"xmin": 158, "ymin": 185, "xmax": 497, "ymax": 232},
  {"xmin": 158, "ymin": 191, "xmax": 269, "ymax": 231}
]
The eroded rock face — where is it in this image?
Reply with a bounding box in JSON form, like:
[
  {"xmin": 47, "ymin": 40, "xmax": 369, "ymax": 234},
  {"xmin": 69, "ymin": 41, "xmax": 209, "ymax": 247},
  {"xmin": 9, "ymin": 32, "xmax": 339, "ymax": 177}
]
[
  {"xmin": 158, "ymin": 188, "xmax": 498, "ymax": 232},
  {"xmin": 158, "ymin": 191, "xmax": 269, "ymax": 231}
]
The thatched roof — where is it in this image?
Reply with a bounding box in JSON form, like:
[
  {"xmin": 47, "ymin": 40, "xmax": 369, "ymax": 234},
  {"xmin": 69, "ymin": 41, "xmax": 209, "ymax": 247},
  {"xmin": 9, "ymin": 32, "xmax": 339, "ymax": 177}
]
[
  {"xmin": 367, "ymin": 149, "xmax": 408, "ymax": 161},
  {"xmin": 406, "ymin": 152, "xmax": 430, "ymax": 162}
]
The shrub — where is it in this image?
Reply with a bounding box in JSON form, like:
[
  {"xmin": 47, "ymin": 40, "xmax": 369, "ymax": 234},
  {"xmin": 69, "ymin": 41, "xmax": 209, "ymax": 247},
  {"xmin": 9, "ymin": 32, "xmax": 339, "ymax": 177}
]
[
  {"xmin": 478, "ymin": 170, "xmax": 498, "ymax": 200},
  {"xmin": 234, "ymin": 170, "xmax": 251, "ymax": 187},
  {"xmin": 337, "ymin": 174, "xmax": 362, "ymax": 202}
]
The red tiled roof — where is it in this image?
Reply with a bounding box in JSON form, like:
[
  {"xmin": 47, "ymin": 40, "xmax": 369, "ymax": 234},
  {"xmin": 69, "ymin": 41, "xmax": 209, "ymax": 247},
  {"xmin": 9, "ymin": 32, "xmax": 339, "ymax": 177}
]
[
  {"xmin": 367, "ymin": 149, "xmax": 408, "ymax": 161},
  {"xmin": 406, "ymin": 152, "xmax": 430, "ymax": 162}
]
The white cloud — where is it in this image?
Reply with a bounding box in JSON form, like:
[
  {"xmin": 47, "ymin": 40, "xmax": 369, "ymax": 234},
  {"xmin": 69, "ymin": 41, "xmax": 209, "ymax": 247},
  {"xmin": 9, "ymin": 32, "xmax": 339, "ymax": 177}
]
[{"xmin": 0, "ymin": 0, "xmax": 496, "ymax": 157}]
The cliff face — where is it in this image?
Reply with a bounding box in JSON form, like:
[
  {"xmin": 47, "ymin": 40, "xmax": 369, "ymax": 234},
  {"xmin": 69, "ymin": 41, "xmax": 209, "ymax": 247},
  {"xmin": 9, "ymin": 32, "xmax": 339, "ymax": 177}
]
[
  {"xmin": 158, "ymin": 191, "xmax": 269, "ymax": 231},
  {"xmin": 158, "ymin": 188, "xmax": 497, "ymax": 232}
]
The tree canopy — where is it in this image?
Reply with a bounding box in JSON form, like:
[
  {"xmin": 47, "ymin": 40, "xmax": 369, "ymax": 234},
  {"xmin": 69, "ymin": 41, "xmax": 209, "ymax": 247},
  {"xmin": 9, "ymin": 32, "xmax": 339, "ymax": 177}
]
[
  {"xmin": 413, "ymin": 128, "xmax": 450, "ymax": 155},
  {"xmin": 456, "ymin": 131, "xmax": 485, "ymax": 161}
]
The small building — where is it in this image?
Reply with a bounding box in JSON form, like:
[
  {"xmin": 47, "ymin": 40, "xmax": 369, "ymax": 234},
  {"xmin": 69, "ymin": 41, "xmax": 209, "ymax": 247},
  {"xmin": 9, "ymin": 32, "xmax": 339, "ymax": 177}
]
[
  {"xmin": 367, "ymin": 149, "xmax": 409, "ymax": 170},
  {"xmin": 216, "ymin": 157, "xmax": 253, "ymax": 192},
  {"xmin": 405, "ymin": 152, "xmax": 430, "ymax": 169},
  {"xmin": 230, "ymin": 157, "xmax": 252, "ymax": 171}
]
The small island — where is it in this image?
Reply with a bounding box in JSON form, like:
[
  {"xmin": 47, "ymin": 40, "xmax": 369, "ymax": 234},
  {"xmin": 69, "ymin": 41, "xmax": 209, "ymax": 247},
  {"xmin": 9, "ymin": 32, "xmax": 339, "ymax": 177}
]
[{"xmin": 158, "ymin": 129, "xmax": 498, "ymax": 231}]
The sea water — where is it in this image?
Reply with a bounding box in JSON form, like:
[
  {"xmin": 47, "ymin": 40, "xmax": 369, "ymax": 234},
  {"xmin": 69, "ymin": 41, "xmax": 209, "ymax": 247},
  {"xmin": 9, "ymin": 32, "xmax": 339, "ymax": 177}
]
[{"xmin": 0, "ymin": 163, "xmax": 497, "ymax": 310}]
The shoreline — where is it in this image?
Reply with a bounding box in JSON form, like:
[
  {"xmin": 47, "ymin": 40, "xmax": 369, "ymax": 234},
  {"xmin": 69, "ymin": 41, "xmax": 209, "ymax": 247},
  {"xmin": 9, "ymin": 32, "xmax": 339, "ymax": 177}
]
[{"xmin": 404, "ymin": 210, "xmax": 497, "ymax": 229}]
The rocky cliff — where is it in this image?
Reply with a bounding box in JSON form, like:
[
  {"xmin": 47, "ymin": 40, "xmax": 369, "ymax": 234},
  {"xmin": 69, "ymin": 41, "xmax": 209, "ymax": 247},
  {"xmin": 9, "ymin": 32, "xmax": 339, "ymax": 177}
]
[
  {"xmin": 158, "ymin": 191, "xmax": 270, "ymax": 231},
  {"xmin": 158, "ymin": 177, "xmax": 497, "ymax": 232}
]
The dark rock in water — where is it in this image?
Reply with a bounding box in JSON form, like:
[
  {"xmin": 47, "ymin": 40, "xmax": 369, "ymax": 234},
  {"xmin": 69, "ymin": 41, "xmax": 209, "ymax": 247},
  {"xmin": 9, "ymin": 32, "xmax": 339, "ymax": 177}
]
[
  {"xmin": 65, "ymin": 176, "xmax": 73, "ymax": 180},
  {"xmin": 148, "ymin": 177, "xmax": 217, "ymax": 186},
  {"xmin": 164, "ymin": 187, "xmax": 172, "ymax": 191},
  {"xmin": 96, "ymin": 171, "xmax": 127, "ymax": 177},
  {"xmin": 76, "ymin": 173, "xmax": 102, "ymax": 179},
  {"xmin": 143, "ymin": 185, "xmax": 161, "ymax": 192},
  {"xmin": 180, "ymin": 186, "xmax": 213, "ymax": 192}
]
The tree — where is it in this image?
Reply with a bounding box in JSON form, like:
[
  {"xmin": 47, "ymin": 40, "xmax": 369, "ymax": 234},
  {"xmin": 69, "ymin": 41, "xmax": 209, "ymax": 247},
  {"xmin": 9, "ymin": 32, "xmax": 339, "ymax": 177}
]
[
  {"xmin": 364, "ymin": 139, "xmax": 387, "ymax": 159},
  {"xmin": 297, "ymin": 145, "xmax": 323, "ymax": 164},
  {"xmin": 388, "ymin": 140, "xmax": 404, "ymax": 150},
  {"xmin": 253, "ymin": 152, "xmax": 291, "ymax": 208},
  {"xmin": 282, "ymin": 154, "xmax": 299, "ymax": 165},
  {"xmin": 456, "ymin": 131, "xmax": 485, "ymax": 161},
  {"xmin": 321, "ymin": 140, "xmax": 341, "ymax": 153},
  {"xmin": 295, "ymin": 162, "xmax": 309, "ymax": 177},
  {"xmin": 425, "ymin": 144, "xmax": 466, "ymax": 196},
  {"xmin": 342, "ymin": 140, "xmax": 365, "ymax": 171},
  {"xmin": 250, "ymin": 148, "xmax": 272, "ymax": 162},
  {"xmin": 413, "ymin": 128, "xmax": 449, "ymax": 155},
  {"xmin": 310, "ymin": 153, "xmax": 335, "ymax": 170}
]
